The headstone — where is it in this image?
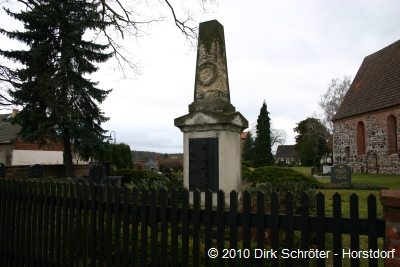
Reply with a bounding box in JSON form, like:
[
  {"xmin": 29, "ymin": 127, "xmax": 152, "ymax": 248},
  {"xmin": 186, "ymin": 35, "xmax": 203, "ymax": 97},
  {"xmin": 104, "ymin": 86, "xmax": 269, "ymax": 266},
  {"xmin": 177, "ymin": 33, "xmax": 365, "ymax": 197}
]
[
  {"xmin": 29, "ymin": 164, "xmax": 43, "ymax": 178},
  {"xmin": 322, "ymin": 165, "xmax": 332, "ymax": 174},
  {"xmin": 174, "ymin": 20, "xmax": 248, "ymax": 204},
  {"xmin": 330, "ymin": 164, "xmax": 351, "ymax": 184},
  {"xmin": 89, "ymin": 162, "xmax": 110, "ymax": 185},
  {"xmin": 278, "ymin": 161, "xmax": 285, "ymax": 167},
  {"xmin": 0, "ymin": 163, "xmax": 5, "ymax": 178},
  {"xmin": 189, "ymin": 138, "xmax": 219, "ymax": 192},
  {"xmin": 311, "ymin": 167, "xmax": 314, "ymax": 176}
]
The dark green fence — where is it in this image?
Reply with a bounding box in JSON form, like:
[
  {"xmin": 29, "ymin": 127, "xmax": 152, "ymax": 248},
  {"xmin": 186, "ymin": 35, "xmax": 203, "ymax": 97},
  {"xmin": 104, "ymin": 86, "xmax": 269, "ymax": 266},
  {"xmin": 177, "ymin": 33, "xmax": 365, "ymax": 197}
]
[{"xmin": 0, "ymin": 179, "xmax": 385, "ymax": 266}]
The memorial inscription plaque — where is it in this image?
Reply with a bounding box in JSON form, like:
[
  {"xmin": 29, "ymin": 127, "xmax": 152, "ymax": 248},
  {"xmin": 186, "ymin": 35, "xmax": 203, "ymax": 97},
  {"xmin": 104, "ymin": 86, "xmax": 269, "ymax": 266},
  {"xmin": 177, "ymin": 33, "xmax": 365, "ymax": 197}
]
[
  {"xmin": 189, "ymin": 138, "xmax": 219, "ymax": 192},
  {"xmin": 330, "ymin": 164, "xmax": 351, "ymax": 184}
]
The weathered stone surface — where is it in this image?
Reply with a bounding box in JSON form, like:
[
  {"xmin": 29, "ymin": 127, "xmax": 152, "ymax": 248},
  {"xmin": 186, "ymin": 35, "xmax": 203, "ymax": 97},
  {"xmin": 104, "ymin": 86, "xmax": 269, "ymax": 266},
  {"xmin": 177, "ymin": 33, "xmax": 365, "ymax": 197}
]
[
  {"xmin": 174, "ymin": 20, "xmax": 247, "ymax": 204},
  {"xmin": 174, "ymin": 111, "xmax": 248, "ymax": 133},
  {"xmin": 189, "ymin": 20, "xmax": 235, "ymax": 113},
  {"xmin": 333, "ymin": 107, "xmax": 400, "ymax": 175}
]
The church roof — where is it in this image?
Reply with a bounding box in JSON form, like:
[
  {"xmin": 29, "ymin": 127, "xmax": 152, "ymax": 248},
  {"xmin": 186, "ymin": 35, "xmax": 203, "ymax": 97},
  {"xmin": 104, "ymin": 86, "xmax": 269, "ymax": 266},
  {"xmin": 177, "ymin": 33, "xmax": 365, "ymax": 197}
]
[{"xmin": 332, "ymin": 39, "xmax": 400, "ymax": 121}]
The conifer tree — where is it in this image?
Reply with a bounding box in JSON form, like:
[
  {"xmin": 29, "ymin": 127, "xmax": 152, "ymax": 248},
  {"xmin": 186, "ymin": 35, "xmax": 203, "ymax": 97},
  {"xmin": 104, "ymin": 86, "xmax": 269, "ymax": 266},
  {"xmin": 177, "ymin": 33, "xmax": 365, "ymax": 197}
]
[
  {"xmin": 242, "ymin": 131, "xmax": 254, "ymax": 161},
  {"xmin": 0, "ymin": 1, "xmax": 112, "ymax": 177},
  {"xmin": 294, "ymin": 117, "xmax": 330, "ymax": 166},
  {"xmin": 252, "ymin": 101, "xmax": 274, "ymax": 167}
]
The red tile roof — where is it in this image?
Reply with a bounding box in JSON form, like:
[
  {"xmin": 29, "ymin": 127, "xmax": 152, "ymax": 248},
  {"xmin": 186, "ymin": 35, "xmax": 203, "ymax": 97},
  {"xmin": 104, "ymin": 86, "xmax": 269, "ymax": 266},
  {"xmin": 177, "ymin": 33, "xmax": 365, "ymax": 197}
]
[
  {"xmin": 332, "ymin": 39, "xmax": 400, "ymax": 121},
  {"xmin": 241, "ymin": 132, "xmax": 248, "ymax": 139}
]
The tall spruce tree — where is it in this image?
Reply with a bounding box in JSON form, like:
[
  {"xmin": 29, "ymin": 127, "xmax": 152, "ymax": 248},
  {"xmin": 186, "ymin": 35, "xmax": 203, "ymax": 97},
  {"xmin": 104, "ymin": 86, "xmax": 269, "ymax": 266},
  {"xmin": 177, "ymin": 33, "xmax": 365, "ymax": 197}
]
[
  {"xmin": 0, "ymin": 0, "xmax": 112, "ymax": 177},
  {"xmin": 242, "ymin": 131, "xmax": 254, "ymax": 161},
  {"xmin": 252, "ymin": 101, "xmax": 274, "ymax": 167}
]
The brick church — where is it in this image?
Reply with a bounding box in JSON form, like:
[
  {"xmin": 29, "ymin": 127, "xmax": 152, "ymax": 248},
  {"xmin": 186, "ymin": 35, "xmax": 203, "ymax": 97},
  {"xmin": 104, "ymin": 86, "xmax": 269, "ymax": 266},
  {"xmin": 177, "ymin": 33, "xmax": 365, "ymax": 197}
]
[{"xmin": 331, "ymin": 39, "xmax": 400, "ymax": 175}]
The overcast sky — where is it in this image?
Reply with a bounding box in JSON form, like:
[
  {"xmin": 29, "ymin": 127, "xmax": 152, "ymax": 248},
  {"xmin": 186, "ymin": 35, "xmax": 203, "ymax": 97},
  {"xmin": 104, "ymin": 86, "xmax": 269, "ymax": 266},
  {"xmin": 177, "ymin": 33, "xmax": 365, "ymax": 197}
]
[{"xmin": 1, "ymin": 1, "xmax": 400, "ymax": 154}]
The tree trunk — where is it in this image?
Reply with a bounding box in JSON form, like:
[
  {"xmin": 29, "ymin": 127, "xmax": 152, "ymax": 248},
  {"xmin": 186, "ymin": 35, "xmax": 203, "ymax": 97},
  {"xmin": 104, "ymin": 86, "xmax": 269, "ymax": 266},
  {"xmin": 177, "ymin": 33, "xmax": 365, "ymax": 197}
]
[{"xmin": 64, "ymin": 134, "xmax": 75, "ymax": 178}]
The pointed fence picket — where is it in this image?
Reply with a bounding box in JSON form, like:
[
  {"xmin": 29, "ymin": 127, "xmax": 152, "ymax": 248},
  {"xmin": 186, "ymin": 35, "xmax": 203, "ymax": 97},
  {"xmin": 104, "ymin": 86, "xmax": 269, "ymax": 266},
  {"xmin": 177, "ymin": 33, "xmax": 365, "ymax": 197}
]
[{"xmin": 0, "ymin": 179, "xmax": 385, "ymax": 267}]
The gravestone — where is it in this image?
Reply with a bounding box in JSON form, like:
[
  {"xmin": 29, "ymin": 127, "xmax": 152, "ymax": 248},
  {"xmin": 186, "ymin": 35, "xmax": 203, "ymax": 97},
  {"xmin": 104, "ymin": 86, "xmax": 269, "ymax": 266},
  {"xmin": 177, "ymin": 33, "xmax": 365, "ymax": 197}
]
[
  {"xmin": 312, "ymin": 166, "xmax": 320, "ymax": 175},
  {"xmin": 0, "ymin": 163, "xmax": 5, "ymax": 178},
  {"xmin": 322, "ymin": 165, "xmax": 332, "ymax": 174},
  {"xmin": 89, "ymin": 162, "xmax": 110, "ymax": 185},
  {"xmin": 330, "ymin": 164, "xmax": 351, "ymax": 184},
  {"xmin": 278, "ymin": 161, "xmax": 285, "ymax": 167},
  {"xmin": 29, "ymin": 164, "xmax": 43, "ymax": 178},
  {"xmin": 174, "ymin": 20, "xmax": 248, "ymax": 202}
]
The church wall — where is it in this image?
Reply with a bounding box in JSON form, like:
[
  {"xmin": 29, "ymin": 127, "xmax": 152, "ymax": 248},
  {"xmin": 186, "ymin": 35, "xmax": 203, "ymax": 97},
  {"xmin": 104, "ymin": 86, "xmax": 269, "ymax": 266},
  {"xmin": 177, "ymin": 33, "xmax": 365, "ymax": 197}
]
[{"xmin": 333, "ymin": 106, "xmax": 400, "ymax": 175}]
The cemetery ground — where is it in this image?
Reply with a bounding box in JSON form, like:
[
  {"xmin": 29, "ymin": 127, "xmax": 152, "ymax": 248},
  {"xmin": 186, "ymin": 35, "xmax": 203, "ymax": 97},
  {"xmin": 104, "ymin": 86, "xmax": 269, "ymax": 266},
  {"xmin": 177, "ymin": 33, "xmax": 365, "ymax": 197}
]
[
  {"xmin": 1, "ymin": 167, "xmax": 396, "ymax": 266},
  {"xmin": 123, "ymin": 166, "xmax": 392, "ymax": 267},
  {"xmin": 281, "ymin": 166, "xmax": 399, "ymax": 267}
]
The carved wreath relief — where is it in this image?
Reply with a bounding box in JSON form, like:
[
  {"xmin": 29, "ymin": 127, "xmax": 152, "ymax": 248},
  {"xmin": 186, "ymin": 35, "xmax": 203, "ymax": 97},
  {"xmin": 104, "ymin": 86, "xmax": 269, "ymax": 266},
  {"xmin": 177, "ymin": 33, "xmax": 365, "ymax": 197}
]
[{"xmin": 197, "ymin": 62, "xmax": 217, "ymax": 86}]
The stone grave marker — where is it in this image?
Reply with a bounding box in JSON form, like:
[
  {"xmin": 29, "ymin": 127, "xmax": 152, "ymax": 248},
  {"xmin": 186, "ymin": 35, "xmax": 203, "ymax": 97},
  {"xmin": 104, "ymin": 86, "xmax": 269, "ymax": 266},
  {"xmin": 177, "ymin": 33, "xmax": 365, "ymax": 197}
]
[
  {"xmin": 29, "ymin": 164, "xmax": 43, "ymax": 178},
  {"xmin": 330, "ymin": 164, "xmax": 351, "ymax": 184},
  {"xmin": 322, "ymin": 165, "xmax": 332, "ymax": 174},
  {"xmin": 0, "ymin": 163, "xmax": 5, "ymax": 178},
  {"xmin": 89, "ymin": 162, "xmax": 110, "ymax": 185}
]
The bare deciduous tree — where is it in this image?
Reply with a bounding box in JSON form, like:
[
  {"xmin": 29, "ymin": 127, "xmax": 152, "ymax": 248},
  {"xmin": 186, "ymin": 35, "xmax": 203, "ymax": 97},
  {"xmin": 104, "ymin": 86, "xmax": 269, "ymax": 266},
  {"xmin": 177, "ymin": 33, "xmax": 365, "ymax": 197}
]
[
  {"xmin": 271, "ymin": 127, "xmax": 287, "ymax": 147},
  {"xmin": 249, "ymin": 121, "xmax": 287, "ymax": 148},
  {"xmin": 318, "ymin": 76, "xmax": 352, "ymax": 131},
  {"xmin": 0, "ymin": 64, "xmax": 16, "ymax": 109},
  {"xmin": 0, "ymin": 0, "xmax": 218, "ymax": 108}
]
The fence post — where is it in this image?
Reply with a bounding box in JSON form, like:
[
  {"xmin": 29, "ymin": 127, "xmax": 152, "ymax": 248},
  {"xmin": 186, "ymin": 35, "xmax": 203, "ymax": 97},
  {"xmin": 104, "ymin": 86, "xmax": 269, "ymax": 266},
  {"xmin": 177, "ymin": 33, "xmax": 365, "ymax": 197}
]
[{"xmin": 380, "ymin": 190, "xmax": 400, "ymax": 267}]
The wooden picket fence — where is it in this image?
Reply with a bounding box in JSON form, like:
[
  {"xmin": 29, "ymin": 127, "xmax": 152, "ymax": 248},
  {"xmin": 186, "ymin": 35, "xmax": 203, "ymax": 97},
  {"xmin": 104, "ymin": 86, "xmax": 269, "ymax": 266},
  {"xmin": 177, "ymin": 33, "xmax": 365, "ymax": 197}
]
[{"xmin": 0, "ymin": 179, "xmax": 385, "ymax": 267}]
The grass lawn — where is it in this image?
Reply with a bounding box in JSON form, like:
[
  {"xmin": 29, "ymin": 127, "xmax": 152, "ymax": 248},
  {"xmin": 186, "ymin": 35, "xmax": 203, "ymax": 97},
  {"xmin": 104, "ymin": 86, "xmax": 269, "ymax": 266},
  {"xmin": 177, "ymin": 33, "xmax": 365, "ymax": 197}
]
[
  {"xmin": 288, "ymin": 166, "xmax": 400, "ymax": 267},
  {"xmin": 293, "ymin": 166, "xmax": 400, "ymax": 190}
]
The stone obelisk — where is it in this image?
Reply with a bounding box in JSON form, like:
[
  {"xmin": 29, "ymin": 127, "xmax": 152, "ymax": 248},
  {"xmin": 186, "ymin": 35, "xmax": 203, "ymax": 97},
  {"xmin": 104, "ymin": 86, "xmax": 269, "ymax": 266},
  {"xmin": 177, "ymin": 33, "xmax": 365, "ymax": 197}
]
[{"xmin": 174, "ymin": 20, "xmax": 248, "ymax": 202}]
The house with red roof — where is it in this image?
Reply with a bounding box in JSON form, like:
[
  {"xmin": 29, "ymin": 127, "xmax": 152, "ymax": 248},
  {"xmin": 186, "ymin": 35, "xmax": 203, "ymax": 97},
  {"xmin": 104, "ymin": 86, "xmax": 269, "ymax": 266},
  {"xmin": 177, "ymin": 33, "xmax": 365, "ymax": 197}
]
[
  {"xmin": 0, "ymin": 111, "xmax": 85, "ymax": 166},
  {"xmin": 331, "ymin": 40, "xmax": 400, "ymax": 174},
  {"xmin": 240, "ymin": 131, "xmax": 248, "ymax": 154}
]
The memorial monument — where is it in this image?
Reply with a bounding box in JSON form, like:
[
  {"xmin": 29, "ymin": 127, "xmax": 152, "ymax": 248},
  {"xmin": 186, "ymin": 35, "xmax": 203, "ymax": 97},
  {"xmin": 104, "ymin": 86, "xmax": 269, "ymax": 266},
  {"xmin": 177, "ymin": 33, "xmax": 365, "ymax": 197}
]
[{"xmin": 174, "ymin": 20, "xmax": 248, "ymax": 204}]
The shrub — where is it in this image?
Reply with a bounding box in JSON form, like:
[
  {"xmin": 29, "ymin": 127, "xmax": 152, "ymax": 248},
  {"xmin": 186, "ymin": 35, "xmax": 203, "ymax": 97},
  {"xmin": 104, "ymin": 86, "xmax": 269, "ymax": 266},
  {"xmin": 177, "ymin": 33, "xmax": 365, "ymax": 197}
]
[
  {"xmin": 113, "ymin": 169, "xmax": 184, "ymax": 204},
  {"xmin": 113, "ymin": 169, "xmax": 152, "ymax": 180},
  {"xmin": 248, "ymin": 166, "xmax": 320, "ymax": 188},
  {"xmin": 242, "ymin": 160, "xmax": 253, "ymax": 167},
  {"xmin": 242, "ymin": 165, "xmax": 252, "ymax": 181},
  {"xmin": 242, "ymin": 178, "xmax": 317, "ymax": 215}
]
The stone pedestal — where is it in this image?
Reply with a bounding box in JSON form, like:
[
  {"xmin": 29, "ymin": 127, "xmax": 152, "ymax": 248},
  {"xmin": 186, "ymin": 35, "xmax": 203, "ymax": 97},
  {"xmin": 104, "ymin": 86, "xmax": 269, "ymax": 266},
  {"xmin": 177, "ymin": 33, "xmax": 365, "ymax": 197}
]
[{"xmin": 174, "ymin": 20, "xmax": 248, "ymax": 205}]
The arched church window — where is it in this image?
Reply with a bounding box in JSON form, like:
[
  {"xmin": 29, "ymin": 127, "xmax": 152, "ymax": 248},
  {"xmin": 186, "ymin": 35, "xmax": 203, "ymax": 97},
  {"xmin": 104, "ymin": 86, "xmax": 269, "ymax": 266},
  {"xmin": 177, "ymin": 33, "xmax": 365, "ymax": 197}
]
[{"xmin": 387, "ymin": 115, "xmax": 398, "ymax": 154}]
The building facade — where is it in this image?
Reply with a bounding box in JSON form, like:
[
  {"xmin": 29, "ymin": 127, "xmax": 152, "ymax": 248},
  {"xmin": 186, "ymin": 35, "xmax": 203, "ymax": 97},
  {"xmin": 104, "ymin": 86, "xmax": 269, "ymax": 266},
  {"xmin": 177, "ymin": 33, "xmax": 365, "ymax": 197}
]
[{"xmin": 332, "ymin": 40, "xmax": 400, "ymax": 174}]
